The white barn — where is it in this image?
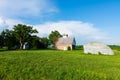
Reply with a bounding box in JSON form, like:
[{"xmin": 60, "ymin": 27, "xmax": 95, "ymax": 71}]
[{"xmin": 83, "ymin": 42, "xmax": 114, "ymax": 55}]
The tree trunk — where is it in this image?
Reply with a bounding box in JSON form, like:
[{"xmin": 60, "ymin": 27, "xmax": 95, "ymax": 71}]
[
  {"xmin": 20, "ymin": 43, "xmax": 23, "ymax": 49},
  {"xmin": 20, "ymin": 38, "xmax": 23, "ymax": 49}
]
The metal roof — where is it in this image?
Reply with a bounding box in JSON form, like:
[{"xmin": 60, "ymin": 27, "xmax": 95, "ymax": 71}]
[{"xmin": 56, "ymin": 37, "xmax": 75, "ymax": 45}]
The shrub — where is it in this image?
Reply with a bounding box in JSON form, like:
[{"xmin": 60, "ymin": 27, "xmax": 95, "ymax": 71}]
[{"xmin": 98, "ymin": 52, "xmax": 102, "ymax": 55}]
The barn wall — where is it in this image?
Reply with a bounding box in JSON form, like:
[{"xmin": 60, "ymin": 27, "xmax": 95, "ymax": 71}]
[{"xmin": 55, "ymin": 44, "xmax": 72, "ymax": 50}]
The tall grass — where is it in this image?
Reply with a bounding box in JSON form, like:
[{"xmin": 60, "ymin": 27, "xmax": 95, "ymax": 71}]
[{"xmin": 0, "ymin": 50, "xmax": 120, "ymax": 80}]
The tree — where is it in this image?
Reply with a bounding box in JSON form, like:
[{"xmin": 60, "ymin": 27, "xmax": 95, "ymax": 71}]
[
  {"xmin": 30, "ymin": 36, "xmax": 49, "ymax": 49},
  {"xmin": 40, "ymin": 37, "xmax": 49, "ymax": 48},
  {"xmin": 3, "ymin": 29, "xmax": 18, "ymax": 50},
  {"xmin": 13, "ymin": 24, "xmax": 38, "ymax": 49},
  {"xmin": 0, "ymin": 29, "xmax": 18, "ymax": 50},
  {"xmin": 49, "ymin": 30, "xmax": 62, "ymax": 46},
  {"xmin": 0, "ymin": 31, "xmax": 5, "ymax": 48},
  {"xmin": 0, "ymin": 34, "xmax": 4, "ymax": 48},
  {"xmin": 30, "ymin": 35, "xmax": 40, "ymax": 49}
]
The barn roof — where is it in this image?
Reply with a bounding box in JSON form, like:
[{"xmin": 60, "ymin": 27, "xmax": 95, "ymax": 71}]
[
  {"xmin": 84, "ymin": 42, "xmax": 108, "ymax": 47},
  {"xmin": 56, "ymin": 37, "xmax": 75, "ymax": 45}
]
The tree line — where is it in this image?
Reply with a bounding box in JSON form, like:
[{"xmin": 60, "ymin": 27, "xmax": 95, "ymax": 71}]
[{"xmin": 0, "ymin": 24, "xmax": 62, "ymax": 50}]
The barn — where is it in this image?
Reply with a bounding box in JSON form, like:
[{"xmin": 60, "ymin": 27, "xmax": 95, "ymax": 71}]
[
  {"xmin": 55, "ymin": 34, "xmax": 76, "ymax": 50},
  {"xmin": 83, "ymin": 42, "xmax": 114, "ymax": 55}
]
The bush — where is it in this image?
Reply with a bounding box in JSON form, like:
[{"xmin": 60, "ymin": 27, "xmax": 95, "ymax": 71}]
[{"xmin": 98, "ymin": 52, "xmax": 102, "ymax": 55}]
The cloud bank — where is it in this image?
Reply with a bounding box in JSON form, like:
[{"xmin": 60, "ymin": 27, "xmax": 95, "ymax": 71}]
[
  {"xmin": 0, "ymin": 17, "xmax": 23, "ymax": 32},
  {"xmin": 33, "ymin": 21, "xmax": 108, "ymax": 44},
  {"xmin": 0, "ymin": 0, "xmax": 113, "ymax": 45},
  {"xmin": 0, "ymin": 0, "xmax": 58, "ymax": 31},
  {"xmin": 0, "ymin": 16, "xmax": 114, "ymax": 45},
  {"xmin": 0, "ymin": 0, "xmax": 57, "ymax": 19}
]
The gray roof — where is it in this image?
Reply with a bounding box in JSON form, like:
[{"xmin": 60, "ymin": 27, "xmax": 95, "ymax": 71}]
[
  {"xmin": 56, "ymin": 37, "xmax": 75, "ymax": 45},
  {"xmin": 83, "ymin": 42, "xmax": 114, "ymax": 55}
]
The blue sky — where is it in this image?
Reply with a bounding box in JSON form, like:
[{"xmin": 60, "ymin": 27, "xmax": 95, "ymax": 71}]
[{"xmin": 0, "ymin": 0, "xmax": 120, "ymax": 45}]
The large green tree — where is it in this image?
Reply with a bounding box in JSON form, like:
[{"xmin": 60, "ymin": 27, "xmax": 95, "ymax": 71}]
[
  {"xmin": 3, "ymin": 29, "xmax": 18, "ymax": 49},
  {"xmin": 0, "ymin": 33, "xmax": 4, "ymax": 48},
  {"xmin": 13, "ymin": 24, "xmax": 38, "ymax": 49},
  {"xmin": 49, "ymin": 30, "xmax": 62, "ymax": 46},
  {"xmin": 0, "ymin": 30, "xmax": 18, "ymax": 50},
  {"xmin": 0, "ymin": 31, "xmax": 6, "ymax": 48}
]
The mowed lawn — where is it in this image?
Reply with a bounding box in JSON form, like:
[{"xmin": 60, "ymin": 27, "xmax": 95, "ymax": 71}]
[{"xmin": 0, "ymin": 50, "xmax": 120, "ymax": 80}]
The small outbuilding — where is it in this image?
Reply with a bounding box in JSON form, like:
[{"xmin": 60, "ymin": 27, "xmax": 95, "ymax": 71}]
[
  {"xmin": 23, "ymin": 42, "xmax": 29, "ymax": 50},
  {"xmin": 55, "ymin": 34, "xmax": 76, "ymax": 50},
  {"xmin": 83, "ymin": 42, "xmax": 114, "ymax": 55}
]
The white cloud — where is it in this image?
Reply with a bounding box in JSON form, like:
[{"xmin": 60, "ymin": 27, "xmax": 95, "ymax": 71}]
[
  {"xmin": 0, "ymin": 17, "xmax": 24, "ymax": 32},
  {"xmin": 33, "ymin": 21, "xmax": 108, "ymax": 44},
  {"xmin": 0, "ymin": 0, "xmax": 58, "ymax": 31},
  {"xmin": 0, "ymin": 0, "xmax": 113, "ymax": 45},
  {"xmin": 5, "ymin": 19, "xmax": 24, "ymax": 30},
  {"xmin": 0, "ymin": 19, "xmax": 117, "ymax": 45},
  {"xmin": 0, "ymin": 0, "xmax": 58, "ymax": 19},
  {"xmin": 0, "ymin": 17, "xmax": 9, "ymax": 32}
]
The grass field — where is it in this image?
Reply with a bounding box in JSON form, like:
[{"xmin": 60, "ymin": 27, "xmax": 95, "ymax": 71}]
[{"xmin": 0, "ymin": 50, "xmax": 120, "ymax": 80}]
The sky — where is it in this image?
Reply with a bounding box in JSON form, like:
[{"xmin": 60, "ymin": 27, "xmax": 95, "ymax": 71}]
[{"xmin": 0, "ymin": 0, "xmax": 120, "ymax": 45}]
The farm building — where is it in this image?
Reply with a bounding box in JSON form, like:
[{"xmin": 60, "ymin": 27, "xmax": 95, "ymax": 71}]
[
  {"xmin": 23, "ymin": 42, "xmax": 29, "ymax": 49},
  {"xmin": 83, "ymin": 42, "xmax": 114, "ymax": 55},
  {"xmin": 55, "ymin": 34, "xmax": 76, "ymax": 50}
]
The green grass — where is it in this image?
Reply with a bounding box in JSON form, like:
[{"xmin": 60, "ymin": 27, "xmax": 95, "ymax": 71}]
[{"xmin": 0, "ymin": 50, "xmax": 120, "ymax": 80}]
